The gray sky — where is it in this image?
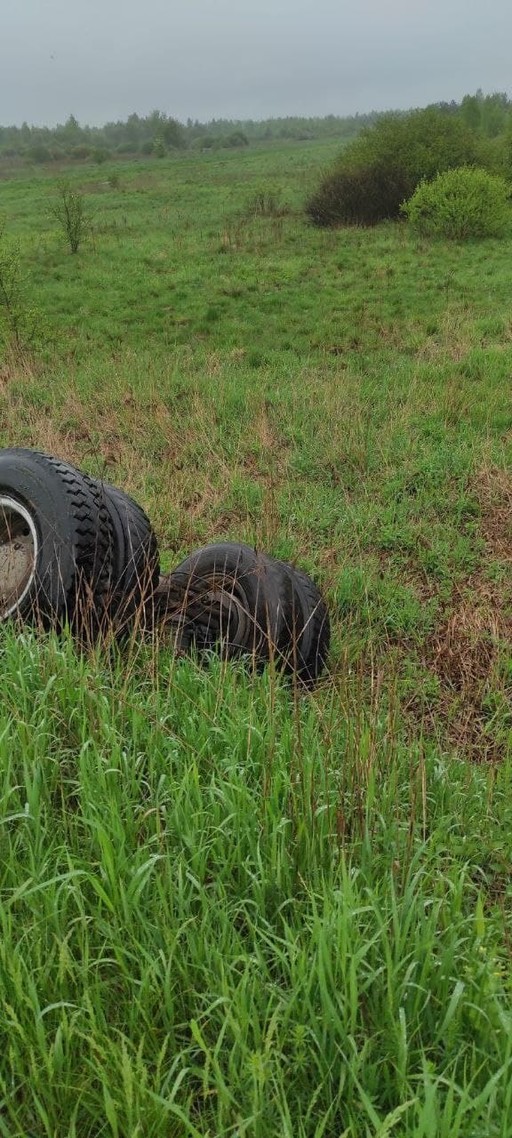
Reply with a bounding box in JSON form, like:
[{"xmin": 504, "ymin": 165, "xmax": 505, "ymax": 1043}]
[{"xmin": 1, "ymin": 0, "xmax": 510, "ymax": 127}]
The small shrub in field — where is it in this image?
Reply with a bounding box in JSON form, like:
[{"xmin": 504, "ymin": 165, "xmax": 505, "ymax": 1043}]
[
  {"xmin": 0, "ymin": 228, "xmax": 48, "ymax": 356},
  {"xmin": 247, "ymin": 188, "xmax": 291, "ymax": 218},
  {"xmin": 93, "ymin": 147, "xmax": 110, "ymax": 165},
  {"xmin": 50, "ymin": 181, "xmax": 89, "ymax": 254},
  {"xmin": 223, "ymin": 130, "xmax": 249, "ymax": 148},
  {"xmin": 27, "ymin": 144, "xmax": 52, "ymax": 164},
  {"xmin": 70, "ymin": 144, "xmax": 91, "ymax": 160},
  {"xmin": 403, "ymin": 167, "xmax": 512, "ymax": 239}
]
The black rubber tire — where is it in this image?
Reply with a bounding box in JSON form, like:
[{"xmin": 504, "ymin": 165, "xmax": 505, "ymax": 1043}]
[
  {"xmin": 279, "ymin": 563, "xmax": 330, "ymax": 684},
  {"xmin": 0, "ymin": 448, "xmax": 111, "ymax": 630},
  {"xmin": 153, "ymin": 542, "xmax": 294, "ymax": 663},
  {"xmin": 91, "ymin": 481, "xmax": 160, "ymax": 630}
]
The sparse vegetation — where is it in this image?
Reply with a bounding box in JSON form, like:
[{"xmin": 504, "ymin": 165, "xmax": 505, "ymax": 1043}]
[
  {"xmin": 0, "ymin": 228, "xmax": 46, "ymax": 356},
  {"xmin": 0, "ymin": 231, "xmax": 28, "ymax": 351},
  {"xmin": 246, "ymin": 187, "xmax": 291, "ymax": 217},
  {"xmin": 0, "ymin": 136, "xmax": 511, "ymax": 1136}
]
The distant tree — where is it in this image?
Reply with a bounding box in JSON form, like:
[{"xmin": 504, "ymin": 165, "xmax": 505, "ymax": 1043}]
[
  {"xmin": 145, "ymin": 111, "xmax": 184, "ymax": 150},
  {"xmin": 161, "ymin": 116, "xmax": 186, "ymax": 149},
  {"xmin": 481, "ymin": 93, "xmax": 509, "ymax": 138},
  {"xmin": 461, "ymin": 94, "xmax": 481, "ymax": 132},
  {"xmin": 125, "ymin": 112, "xmax": 141, "ymax": 145},
  {"xmin": 59, "ymin": 115, "xmax": 82, "ymax": 144}
]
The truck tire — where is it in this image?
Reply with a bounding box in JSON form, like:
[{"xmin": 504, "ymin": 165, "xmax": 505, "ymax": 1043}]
[
  {"xmin": 153, "ymin": 542, "xmax": 293, "ymax": 662},
  {"xmin": 0, "ymin": 449, "xmax": 111, "ymax": 630},
  {"xmin": 280, "ymin": 563, "xmax": 330, "ymax": 684},
  {"xmin": 91, "ymin": 481, "xmax": 160, "ymax": 630}
]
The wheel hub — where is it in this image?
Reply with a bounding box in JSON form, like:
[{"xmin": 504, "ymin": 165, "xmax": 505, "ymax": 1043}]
[{"xmin": 0, "ymin": 496, "xmax": 38, "ymax": 619}]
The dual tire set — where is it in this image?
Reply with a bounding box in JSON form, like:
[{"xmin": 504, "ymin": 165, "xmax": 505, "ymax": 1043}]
[{"xmin": 0, "ymin": 449, "xmax": 329, "ymax": 683}]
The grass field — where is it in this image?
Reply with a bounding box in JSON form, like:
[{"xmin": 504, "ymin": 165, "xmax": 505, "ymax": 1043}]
[{"xmin": 0, "ymin": 140, "xmax": 511, "ymax": 1136}]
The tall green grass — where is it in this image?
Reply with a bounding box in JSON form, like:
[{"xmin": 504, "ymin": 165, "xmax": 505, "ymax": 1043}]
[{"xmin": 1, "ymin": 630, "xmax": 512, "ymax": 1136}]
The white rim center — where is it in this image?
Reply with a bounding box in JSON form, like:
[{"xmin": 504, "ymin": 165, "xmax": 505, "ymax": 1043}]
[{"xmin": 0, "ymin": 496, "xmax": 39, "ymax": 620}]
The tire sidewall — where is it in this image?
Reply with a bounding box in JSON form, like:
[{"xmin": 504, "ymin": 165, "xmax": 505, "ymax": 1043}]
[{"xmin": 0, "ymin": 454, "xmax": 80, "ymax": 621}]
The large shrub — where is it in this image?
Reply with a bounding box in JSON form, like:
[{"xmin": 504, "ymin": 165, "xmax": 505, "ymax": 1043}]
[
  {"xmin": 306, "ymin": 161, "xmax": 411, "ymax": 226},
  {"xmin": 305, "ymin": 108, "xmax": 479, "ymax": 227},
  {"xmin": 403, "ymin": 166, "xmax": 511, "ymax": 239},
  {"xmin": 347, "ymin": 108, "xmax": 478, "ymax": 183}
]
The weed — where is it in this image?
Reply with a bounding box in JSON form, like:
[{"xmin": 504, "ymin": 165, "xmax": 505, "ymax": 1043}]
[
  {"xmin": 0, "ymin": 226, "xmax": 48, "ymax": 359},
  {"xmin": 246, "ymin": 187, "xmax": 292, "ymax": 217}
]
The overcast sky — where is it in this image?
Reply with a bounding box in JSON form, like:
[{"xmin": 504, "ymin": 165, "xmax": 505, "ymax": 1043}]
[{"xmin": 1, "ymin": 0, "xmax": 510, "ymax": 127}]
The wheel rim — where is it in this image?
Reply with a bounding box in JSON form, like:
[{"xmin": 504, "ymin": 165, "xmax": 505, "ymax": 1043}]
[{"xmin": 0, "ymin": 496, "xmax": 39, "ymax": 619}]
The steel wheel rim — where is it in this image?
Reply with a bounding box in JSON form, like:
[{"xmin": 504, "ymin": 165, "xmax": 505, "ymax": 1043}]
[{"xmin": 0, "ymin": 496, "xmax": 39, "ymax": 619}]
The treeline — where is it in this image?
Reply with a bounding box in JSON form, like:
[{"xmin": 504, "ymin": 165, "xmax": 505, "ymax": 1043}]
[
  {"xmin": 0, "ymin": 110, "xmax": 379, "ymax": 165},
  {"xmin": 0, "ymin": 90, "xmax": 510, "ymax": 165}
]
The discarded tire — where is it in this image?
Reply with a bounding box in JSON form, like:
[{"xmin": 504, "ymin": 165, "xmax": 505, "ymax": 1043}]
[
  {"xmin": 0, "ymin": 447, "xmax": 330, "ymax": 685},
  {"xmin": 153, "ymin": 542, "xmax": 294, "ymax": 662},
  {"xmin": 0, "ymin": 449, "xmax": 111, "ymax": 629},
  {"xmin": 90, "ymin": 481, "xmax": 160, "ymax": 631},
  {"xmin": 280, "ymin": 563, "xmax": 330, "ymax": 684},
  {"xmin": 153, "ymin": 542, "xmax": 330, "ymax": 683}
]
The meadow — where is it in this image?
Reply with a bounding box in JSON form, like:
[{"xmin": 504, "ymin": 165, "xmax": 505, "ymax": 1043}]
[{"xmin": 0, "ymin": 139, "xmax": 511, "ymax": 1136}]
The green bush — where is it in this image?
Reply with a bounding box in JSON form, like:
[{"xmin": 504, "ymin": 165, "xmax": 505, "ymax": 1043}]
[
  {"xmin": 70, "ymin": 144, "xmax": 92, "ymax": 160},
  {"xmin": 305, "ymin": 108, "xmax": 479, "ymax": 227},
  {"xmin": 346, "ymin": 109, "xmax": 478, "ymax": 184},
  {"xmin": 222, "ymin": 130, "xmax": 249, "ymax": 148},
  {"xmin": 403, "ymin": 166, "xmax": 512, "ymax": 239},
  {"xmin": 305, "ymin": 161, "xmax": 411, "ymax": 226},
  {"xmin": 115, "ymin": 141, "xmax": 139, "ymax": 156},
  {"xmin": 247, "ymin": 188, "xmax": 291, "ymax": 218},
  {"xmin": 27, "ymin": 144, "xmax": 52, "ymax": 164},
  {"xmin": 93, "ymin": 147, "xmax": 110, "ymax": 165}
]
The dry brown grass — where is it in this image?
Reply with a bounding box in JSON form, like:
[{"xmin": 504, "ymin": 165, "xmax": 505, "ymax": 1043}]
[
  {"xmin": 417, "ymin": 465, "xmax": 512, "ymax": 760},
  {"xmin": 425, "ymin": 582, "xmax": 510, "ymax": 760},
  {"xmin": 473, "ymin": 464, "xmax": 512, "ymax": 565}
]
